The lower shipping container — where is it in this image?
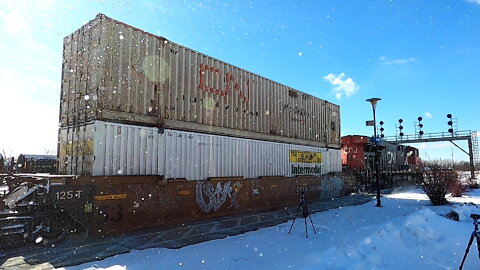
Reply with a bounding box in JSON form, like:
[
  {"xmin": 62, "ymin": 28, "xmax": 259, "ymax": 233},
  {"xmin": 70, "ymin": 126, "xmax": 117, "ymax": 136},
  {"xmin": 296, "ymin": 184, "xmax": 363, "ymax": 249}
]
[{"xmin": 58, "ymin": 121, "xmax": 341, "ymax": 178}]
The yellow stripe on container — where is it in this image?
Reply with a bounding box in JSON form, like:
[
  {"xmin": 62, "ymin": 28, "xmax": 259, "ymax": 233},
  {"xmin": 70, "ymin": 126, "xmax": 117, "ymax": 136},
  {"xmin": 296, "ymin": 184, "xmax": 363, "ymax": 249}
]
[{"xmin": 94, "ymin": 194, "xmax": 128, "ymax": 201}]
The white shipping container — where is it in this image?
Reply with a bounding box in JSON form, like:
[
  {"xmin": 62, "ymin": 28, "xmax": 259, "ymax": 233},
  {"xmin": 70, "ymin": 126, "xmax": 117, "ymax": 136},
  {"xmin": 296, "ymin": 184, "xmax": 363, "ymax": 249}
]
[{"xmin": 59, "ymin": 121, "xmax": 341, "ymax": 179}]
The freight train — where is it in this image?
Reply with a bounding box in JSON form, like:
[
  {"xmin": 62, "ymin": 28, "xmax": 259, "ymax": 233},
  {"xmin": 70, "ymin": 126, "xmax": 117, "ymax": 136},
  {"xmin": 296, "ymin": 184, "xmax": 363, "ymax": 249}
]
[
  {"xmin": 341, "ymin": 135, "xmax": 422, "ymax": 189},
  {"xmin": 0, "ymin": 14, "xmax": 427, "ymax": 250},
  {"xmin": 0, "ymin": 14, "xmax": 355, "ymax": 248}
]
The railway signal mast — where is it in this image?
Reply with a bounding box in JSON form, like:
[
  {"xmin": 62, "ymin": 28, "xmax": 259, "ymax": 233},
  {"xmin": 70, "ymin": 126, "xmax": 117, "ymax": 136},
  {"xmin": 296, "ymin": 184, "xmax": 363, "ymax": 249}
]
[{"xmin": 385, "ymin": 114, "xmax": 479, "ymax": 179}]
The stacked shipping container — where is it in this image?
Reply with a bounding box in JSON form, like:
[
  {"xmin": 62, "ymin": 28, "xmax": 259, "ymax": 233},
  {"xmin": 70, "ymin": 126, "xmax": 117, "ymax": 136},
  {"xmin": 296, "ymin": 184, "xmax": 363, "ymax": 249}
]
[
  {"xmin": 58, "ymin": 14, "xmax": 341, "ymax": 178},
  {"xmin": 59, "ymin": 121, "xmax": 341, "ymax": 177}
]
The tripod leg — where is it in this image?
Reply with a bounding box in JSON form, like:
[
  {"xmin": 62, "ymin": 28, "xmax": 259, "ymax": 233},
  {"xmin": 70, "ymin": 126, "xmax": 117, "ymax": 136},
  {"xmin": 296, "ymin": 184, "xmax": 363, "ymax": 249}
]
[
  {"xmin": 459, "ymin": 232, "xmax": 475, "ymax": 270},
  {"xmin": 305, "ymin": 205, "xmax": 317, "ymax": 234},
  {"xmin": 476, "ymin": 234, "xmax": 480, "ymax": 259},
  {"xmin": 288, "ymin": 204, "xmax": 302, "ymax": 234},
  {"xmin": 308, "ymin": 214, "xmax": 317, "ymax": 234},
  {"xmin": 304, "ymin": 216, "xmax": 308, "ymax": 238}
]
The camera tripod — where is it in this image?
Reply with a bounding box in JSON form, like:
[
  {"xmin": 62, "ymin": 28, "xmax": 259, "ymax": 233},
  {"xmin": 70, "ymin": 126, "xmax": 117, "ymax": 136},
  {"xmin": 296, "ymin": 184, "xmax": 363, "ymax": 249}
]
[
  {"xmin": 459, "ymin": 214, "xmax": 480, "ymax": 270},
  {"xmin": 288, "ymin": 191, "xmax": 316, "ymax": 238}
]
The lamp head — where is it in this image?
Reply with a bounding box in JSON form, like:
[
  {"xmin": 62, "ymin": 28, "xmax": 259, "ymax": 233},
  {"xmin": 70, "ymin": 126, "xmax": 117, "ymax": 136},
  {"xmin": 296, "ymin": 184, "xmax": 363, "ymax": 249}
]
[{"xmin": 366, "ymin": 98, "xmax": 381, "ymax": 110}]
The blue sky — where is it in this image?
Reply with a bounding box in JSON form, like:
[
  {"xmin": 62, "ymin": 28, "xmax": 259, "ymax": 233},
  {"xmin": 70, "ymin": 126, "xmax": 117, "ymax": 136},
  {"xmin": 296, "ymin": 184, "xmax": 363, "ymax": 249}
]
[{"xmin": 0, "ymin": 0, "xmax": 479, "ymax": 161}]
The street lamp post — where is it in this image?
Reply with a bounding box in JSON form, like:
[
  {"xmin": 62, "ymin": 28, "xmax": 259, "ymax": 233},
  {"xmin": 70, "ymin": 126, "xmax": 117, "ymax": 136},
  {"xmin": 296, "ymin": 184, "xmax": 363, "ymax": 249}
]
[{"xmin": 366, "ymin": 98, "xmax": 382, "ymax": 207}]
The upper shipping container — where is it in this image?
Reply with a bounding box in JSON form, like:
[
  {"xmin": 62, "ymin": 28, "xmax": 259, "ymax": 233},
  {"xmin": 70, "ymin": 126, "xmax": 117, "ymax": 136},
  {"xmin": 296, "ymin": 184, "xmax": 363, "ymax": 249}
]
[{"xmin": 60, "ymin": 14, "xmax": 340, "ymax": 149}]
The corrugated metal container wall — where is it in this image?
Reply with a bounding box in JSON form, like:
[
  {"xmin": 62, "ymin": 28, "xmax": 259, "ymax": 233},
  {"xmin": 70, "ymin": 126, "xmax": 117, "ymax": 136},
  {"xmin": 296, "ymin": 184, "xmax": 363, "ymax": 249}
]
[
  {"xmin": 58, "ymin": 124, "xmax": 96, "ymax": 175},
  {"xmin": 58, "ymin": 121, "xmax": 341, "ymax": 178},
  {"xmin": 59, "ymin": 14, "xmax": 340, "ymax": 149}
]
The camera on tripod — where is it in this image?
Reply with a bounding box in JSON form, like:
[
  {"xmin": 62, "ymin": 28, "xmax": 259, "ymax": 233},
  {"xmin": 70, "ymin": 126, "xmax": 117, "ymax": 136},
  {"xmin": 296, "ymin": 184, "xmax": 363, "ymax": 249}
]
[
  {"xmin": 460, "ymin": 213, "xmax": 480, "ymax": 269},
  {"xmin": 288, "ymin": 191, "xmax": 316, "ymax": 238}
]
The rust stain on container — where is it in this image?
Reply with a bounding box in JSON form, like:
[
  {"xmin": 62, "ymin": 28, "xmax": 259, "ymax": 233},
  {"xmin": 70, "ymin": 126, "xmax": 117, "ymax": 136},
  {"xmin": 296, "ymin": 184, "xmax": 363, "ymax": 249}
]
[{"xmin": 59, "ymin": 14, "xmax": 340, "ymax": 149}]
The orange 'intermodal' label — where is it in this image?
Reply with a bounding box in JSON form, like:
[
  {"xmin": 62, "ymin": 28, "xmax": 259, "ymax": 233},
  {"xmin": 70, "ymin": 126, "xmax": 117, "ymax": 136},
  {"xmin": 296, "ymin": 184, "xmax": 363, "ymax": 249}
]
[{"xmin": 94, "ymin": 194, "xmax": 128, "ymax": 201}]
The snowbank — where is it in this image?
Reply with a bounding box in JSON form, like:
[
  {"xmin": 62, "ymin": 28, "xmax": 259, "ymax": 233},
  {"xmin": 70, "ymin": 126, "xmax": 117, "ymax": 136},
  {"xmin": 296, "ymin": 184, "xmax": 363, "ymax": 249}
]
[{"xmin": 65, "ymin": 188, "xmax": 480, "ymax": 270}]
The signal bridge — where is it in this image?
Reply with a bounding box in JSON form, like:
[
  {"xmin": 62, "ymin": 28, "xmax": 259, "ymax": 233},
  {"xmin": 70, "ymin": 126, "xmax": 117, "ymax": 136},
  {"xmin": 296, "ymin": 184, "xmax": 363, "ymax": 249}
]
[{"xmin": 384, "ymin": 130, "xmax": 479, "ymax": 179}]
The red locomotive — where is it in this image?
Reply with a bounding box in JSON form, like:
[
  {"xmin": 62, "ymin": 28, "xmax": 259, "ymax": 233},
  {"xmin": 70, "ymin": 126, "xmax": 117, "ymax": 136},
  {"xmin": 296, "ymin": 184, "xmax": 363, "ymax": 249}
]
[{"xmin": 341, "ymin": 135, "xmax": 422, "ymax": 189}]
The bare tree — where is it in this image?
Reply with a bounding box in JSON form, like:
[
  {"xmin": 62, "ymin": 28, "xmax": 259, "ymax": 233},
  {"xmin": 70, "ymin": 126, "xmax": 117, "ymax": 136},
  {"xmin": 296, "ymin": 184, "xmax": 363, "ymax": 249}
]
[{"xmin": 422, "ymin": 160, "xmax": 461, "ymax": 205}]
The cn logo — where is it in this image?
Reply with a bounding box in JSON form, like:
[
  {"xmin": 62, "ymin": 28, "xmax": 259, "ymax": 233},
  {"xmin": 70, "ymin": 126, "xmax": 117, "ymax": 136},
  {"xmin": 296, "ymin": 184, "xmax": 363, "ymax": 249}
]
[{"xmin": 198, "ymin": 64, "xmax": 250, "ymax": 103}]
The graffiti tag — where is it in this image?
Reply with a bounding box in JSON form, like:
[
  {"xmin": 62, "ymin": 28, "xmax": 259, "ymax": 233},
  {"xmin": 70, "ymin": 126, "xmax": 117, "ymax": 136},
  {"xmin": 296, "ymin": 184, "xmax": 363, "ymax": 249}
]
[
  {"xmin": 320, "ymin": 176, "xmax": 343, "ymax": 200},
  {"xmin": 295, "ymin": 185, "xmax": 321, "ymax": 193},
  {"xmin": 196, "ymin": 181, "xmax": 243, "ymax": 213}
]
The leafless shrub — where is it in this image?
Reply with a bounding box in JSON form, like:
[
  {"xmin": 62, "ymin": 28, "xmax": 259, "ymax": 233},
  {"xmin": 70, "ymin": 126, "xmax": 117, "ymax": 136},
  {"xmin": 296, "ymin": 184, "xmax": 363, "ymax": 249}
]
[
  {"xmin": 422, "ymin": 161, "xmax": 462, "ymax": 205},
  {"xmin": 449, "ymin": 176, "xmax": 465, "ymax": 197},
  {"xmin": 466, "ymin": 177, "xmax": 479, "ymax": 189}
]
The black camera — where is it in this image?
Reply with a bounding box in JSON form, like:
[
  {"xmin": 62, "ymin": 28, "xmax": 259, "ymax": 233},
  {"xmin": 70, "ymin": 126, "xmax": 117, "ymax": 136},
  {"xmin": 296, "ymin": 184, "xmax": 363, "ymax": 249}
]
[{"xmin": 470, "ymin": 214, "xmax": 480, "ymax": 220}]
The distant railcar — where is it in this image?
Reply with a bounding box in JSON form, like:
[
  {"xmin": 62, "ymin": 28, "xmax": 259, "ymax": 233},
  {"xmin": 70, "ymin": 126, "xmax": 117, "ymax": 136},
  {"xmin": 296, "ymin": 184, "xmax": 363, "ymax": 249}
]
[
  {"xmin": 16, "ymin": 154, "xmax": 57, "ymax": 174},
  {"xmin": 0, "ymin": 154, "xmax": 4, "ymax": 173}
]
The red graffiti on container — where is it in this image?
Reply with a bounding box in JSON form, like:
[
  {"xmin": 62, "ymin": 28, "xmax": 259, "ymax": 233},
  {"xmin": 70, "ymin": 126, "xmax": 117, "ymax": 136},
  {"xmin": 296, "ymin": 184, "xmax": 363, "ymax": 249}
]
[{"xmin": 198, "ymin": 64, "xmax": 250, "ymax": 103}]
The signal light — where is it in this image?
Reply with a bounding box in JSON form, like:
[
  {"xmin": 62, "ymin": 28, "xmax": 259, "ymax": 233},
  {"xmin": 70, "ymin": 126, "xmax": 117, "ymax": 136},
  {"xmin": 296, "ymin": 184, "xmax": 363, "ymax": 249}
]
[
  {"xmin": 447, "ymin": 114, "xmax": 454, "ymax": 134},
  {"xmin": 398, "ymin": 119, "xmax": 404, "ymax": 139},
  {"xmin": 417, "ymin": 116, "xmax": 424, "ymax": 136},
  {"xmin": 379, "ymin": 120, "xmax": 385, "ymax": 138}
]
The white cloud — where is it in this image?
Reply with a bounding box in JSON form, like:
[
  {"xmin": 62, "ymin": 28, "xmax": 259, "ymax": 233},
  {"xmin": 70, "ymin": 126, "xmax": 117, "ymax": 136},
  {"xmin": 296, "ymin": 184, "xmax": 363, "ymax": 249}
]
[
  {"xmin": 425, "ymin": 112, "xmax": 432, "ymax": 119},
  {"xmin": 0, "ymin": 90, "xmax": 58, "ymax": 157},
  {"xmin": 379, "ymin": 56, "xmax": 417, "ymax": 65},
  {"xmin": 1, "ymin": 10, "xmax": 47, "ymax": 51},
  {"xmin": 416, "ymin": 142, "xmax": 450, "ymax": 150},
  {"xmin": 3, "ymin": 10, "xmax": 30, "ymax": 35},
  {"xmin": 35, "ymin": 0, "xmax": 55, "ymax": 10},
  {"xmin": 465, "ymin": 0, "xmax": 480, "ymax": 4},
  {"xmin": 0, "ymin": 2, "xmax": 62, "ymax": 157},
  {"xmin": 323, "ymin": 73, "xmax": 359, "ymax": 99},
  {"xmin": 0, "ymin": 68, "xmax": 59, "ymax": 157}
]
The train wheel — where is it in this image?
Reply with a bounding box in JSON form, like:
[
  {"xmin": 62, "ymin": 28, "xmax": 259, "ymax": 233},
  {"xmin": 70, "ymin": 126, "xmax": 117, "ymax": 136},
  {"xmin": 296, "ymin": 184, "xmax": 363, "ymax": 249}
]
[
  {"xmin": 385, "ymin": 175, "xmax": 393, "ymax": 189},
  {"xmin": 41, "ymin": 212, "xmax": 73, "ymax": 244}
]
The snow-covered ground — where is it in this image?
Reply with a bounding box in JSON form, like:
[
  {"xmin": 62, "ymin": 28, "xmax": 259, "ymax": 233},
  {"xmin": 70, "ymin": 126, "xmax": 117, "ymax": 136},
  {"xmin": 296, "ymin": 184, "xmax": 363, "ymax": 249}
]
[{"xmin": 64, "ymin": 187, "xmax": 480, "ymax": 270}]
